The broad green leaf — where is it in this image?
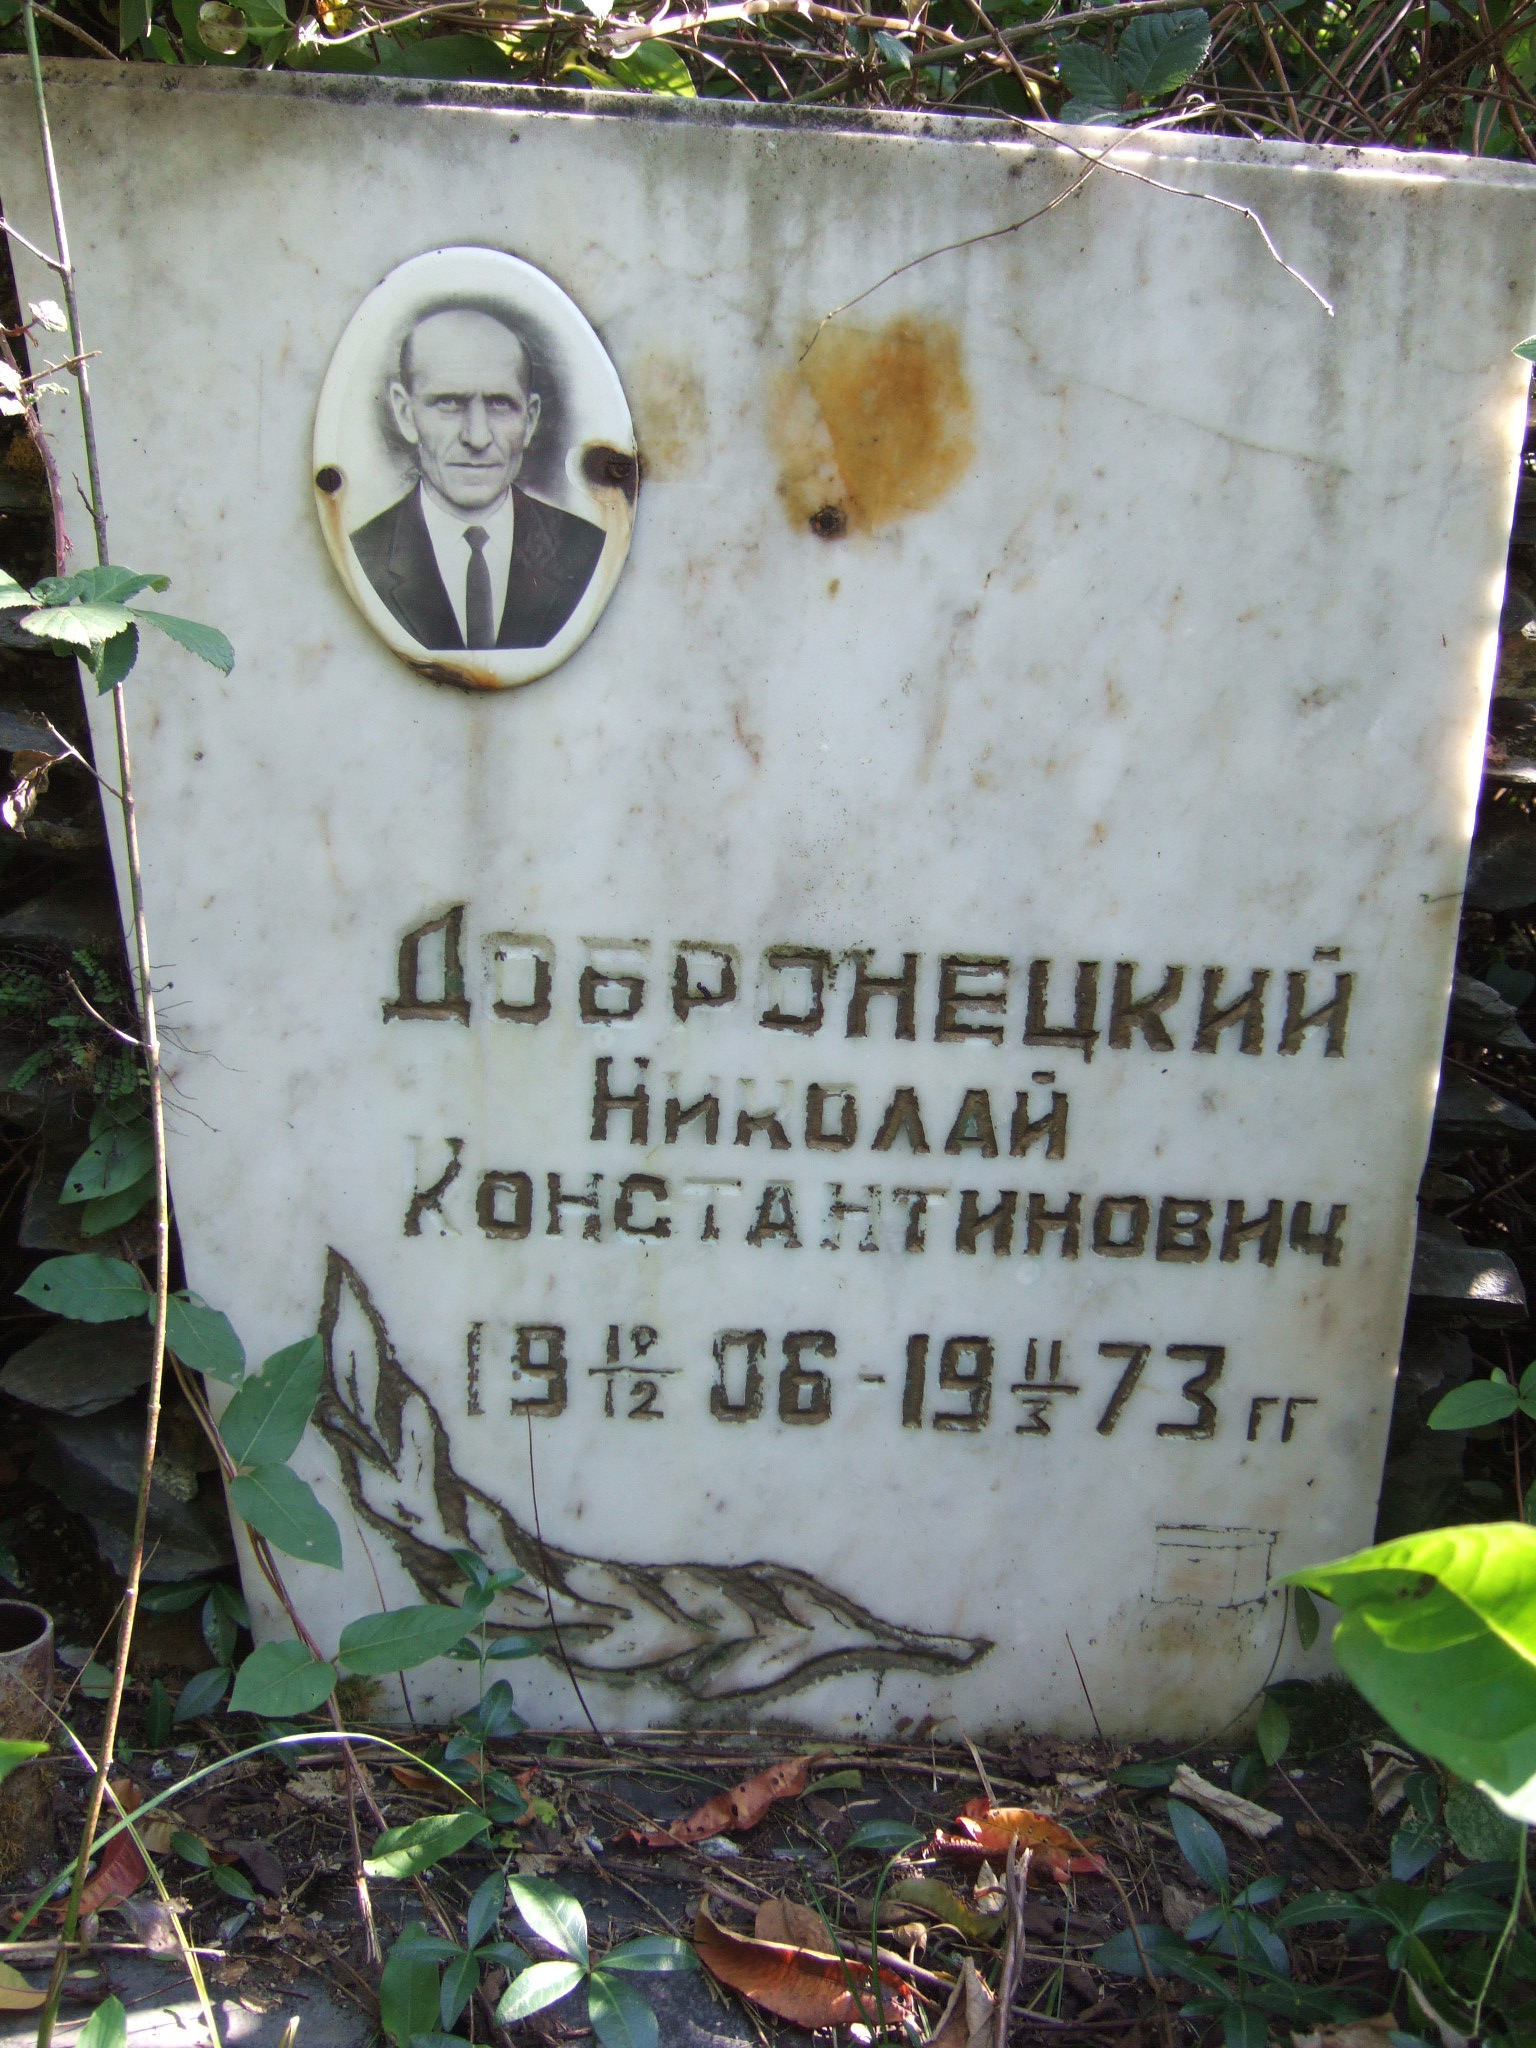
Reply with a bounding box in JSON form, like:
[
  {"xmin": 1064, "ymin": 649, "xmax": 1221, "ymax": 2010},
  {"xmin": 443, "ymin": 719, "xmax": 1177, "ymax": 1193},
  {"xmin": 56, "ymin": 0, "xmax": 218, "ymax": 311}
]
[
  {"xmin": 88, "ymin": 620, "xmax": 140, "ymax": 692},
  {"xmin": 61, "ymin": 1118, "xmax": 153, "ymax": 1203},
  {"xmin": 1112, "ymin": 1759, "xmax": 1179, "ymax": 1789},
  {"xmin": 1117, "ymin": 10, "xmax": 1211, "ymax": 97},
  {"xmin": 173, "ymin": 1666, "xmax": 230, "ymax": 1723},
  {"xmin": 170, "ymin": 1828, "xmax": 211, "ymax": 1866},
  {"xmin": 1428, "ymin": 1378, "xmax": 1520, "ymax": 1430},
  {"xmin": 508, "ymin": 1876, "xmax": 589, "ymax": 1965},
  {"xmin": 229, "ymin": 1464, "xmax": 342, "ymax": 1568},
  {"xmin": 1169, "ymin": 1799, "xmax": 1228, "ymax": 1892},
  {"xmin": 1516, "ymin": 337, "xmax": 1536, "ymax": 362},
  {"xmin": 1443, "ymin": 1778, "xmax": 1523, "ymax": 1861},
  {"xmin": 380, "ymin": 1934, "xmax": 441, "ymax": 2048},
  {"xmin": 1294, "ymin": 1585, "xmax": 1320, "ymax": 1649},
  {"xmin": 588, "ymin": 1970, "xmax": 658, "ymax": 2048},
  {"xmin": 1287, "ymin": 1522, "xmax": 1536, "ymax": 1821},
  {"xmin": 81, "ymin": 1175, "xmax": 154, "ymax": 1236},
  {"xmin": 20, "ymin": 603, "xmax": 136, "ymax": 649},
  {"xmin": 601, "ymin": 1937, "xmax": 698, "ymax": 1974},
  {"xmin": 339, "ymin": 1602, "xmax": 480, "ymax": 1674},
  {"xmin": 212, "ymin": 1862, "xmax": 257, "ymax": 1901},
  {"xmin": 466, "ymin": 1872, "xmax": 506, "ymax": 1951},
  {"xmin": 389, "ymin": 1933, "xmax": 460, "ymax": 1963},
  {"xmin": 129, "ymin": 608, "xmax": 235, "ymax": 674},
  {"xmin": 438, "ymin": 1951, "xmax": 479, "ymax": 2030},
  {"xmin": 218, "ymin": 1335, "xmax": 323, "ymax": 1465},
  {"xmin": 605, "ymin": 40, "xmax": 694, "ymax": 94},
  {"xmin": 844, "ymin": 1818, "xmax": 926, "ymax": 1853},
  {"xmin": 77, "ymin": 1997, "xmax": 127, "ymax": 2048},
  {"xmin": 1057, "ymin": 41, "xmax": 1125, "ymax": 110},
  {"xmin": 366, "ymin": 1811, "xmax": 490, "ymax": 1880},
  {"xmin": 228, "ymin": 1640, "xmax": 336, "ymax": 1718},
  {"xmin": 494, "ymin": 1960, "xmax": 585, "ymax": 2024},
  {"xmin": 0, "ymin": 570, "xmax": 35, "ymax": 611},
  {"xmin": 1219, "ymin": 2005, "xmax": 1268, "ymax": 2048},
  {"xmin": 145, "ymin": 1677, "xmax": 172, "ymax": 1748},
  {"xmin": 167, "ymin": 1293, "xmax": 245, "ymax": 1384},
  {"xmin": 806, "ymin": 1769, "xmax": 862, "ymax": 1794},
  {"xmin": 142, "ymin": 1581, "xmax": 215, "ymax": 1614},
  {"xmin": 34, "ymin": 566, "xmax": 167, "ymax": 605},
  {"xmin": 486, "ymin": 1632, "xmax": 540, "ymax": 1660},
  {"xmin": 872, "ymin": 29, "xmax": 911, "ymax": 71},
  {"xmin": 0, "ymin": 1738, "xmax": 46, "ymax": 1783},
  {"xmin": 1094, "ymin": 1923, "xmax": 1224, "ymax": 1991},
  {"xmin": 1256, "ymin": 1693, "xmax": 1290, "ymax": 1766},
  {"xmin": 80, "ymin": 1660, "xmax": 114, "ymax": 1699},
  {"xmin": 1390, "ymin": 1813, "xmax": 1443, "ymax": 1881},
  {"xmin": 18, "ymin": 1253, "xmax": 150, "ymax": 1322},
  {"xmin": 118, "ymin": 0, "xmax": 150, "ymax": 47}
]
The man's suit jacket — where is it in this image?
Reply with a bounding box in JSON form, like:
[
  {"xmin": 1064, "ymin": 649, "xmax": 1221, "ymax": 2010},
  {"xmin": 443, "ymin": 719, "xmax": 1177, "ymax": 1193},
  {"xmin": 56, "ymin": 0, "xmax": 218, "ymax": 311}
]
[{"xmin": 350, "ymin": 485, "xmax": 606, "ymax": 651}]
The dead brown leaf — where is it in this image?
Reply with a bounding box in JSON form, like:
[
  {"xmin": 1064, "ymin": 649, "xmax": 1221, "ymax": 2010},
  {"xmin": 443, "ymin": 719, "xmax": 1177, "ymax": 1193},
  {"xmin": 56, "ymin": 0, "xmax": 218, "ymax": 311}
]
[
  {"xmin": 0, "ymin": 1963, "xmax": 45, "ymax": 2014},
  {"xmin": 623, "ymin": 1752, "xmax": 826, "ymax": 1848},
  {"xmin": 694, "ymin": 1900, "xmax": 915, "ymax": 2031},
  {"xmin": 934, "ymin": 1801, "xmax": 1106, "ymax": 1883},
  {"xmin": 78, "ymin": 1782, "xmax": 148, "ymax": 1918},
  {"xmin": 1290, "ymin": 2021, "xmax": 1397, "ymax": 2048},
  {"xmin": 754, "ymin": 1899, "xmax": 835, "ymax": 1951},
  {"xmin": 923, "ymin": 1957, "xmax": 994, "ymax": 2048}
]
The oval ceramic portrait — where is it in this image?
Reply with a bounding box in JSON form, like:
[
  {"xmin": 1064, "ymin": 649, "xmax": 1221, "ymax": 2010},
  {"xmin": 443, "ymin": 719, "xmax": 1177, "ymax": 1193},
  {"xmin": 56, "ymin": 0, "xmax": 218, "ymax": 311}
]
[{"xmin": 313, "ymin": 248, "xmax": 636, "ymax": 690}]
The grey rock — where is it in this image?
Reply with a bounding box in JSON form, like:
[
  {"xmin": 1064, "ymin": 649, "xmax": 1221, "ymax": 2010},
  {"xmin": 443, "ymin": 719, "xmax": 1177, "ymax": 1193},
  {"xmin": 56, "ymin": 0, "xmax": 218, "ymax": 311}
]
[
  {"xmin": 30, "ymin": 1411, "xmax": 232, "ymax": 1583},
  {"xmin": 0, "ymin": 1321, "xmax": 153, "ymax": 1414},
  {"xmin": 1448, "ymin": 971, "xmax": 1534, "ymax": 1049},
  {"xmin": 0, "ymin": 881, "xmax": 122, "ymax": 956},
  {"xmin": 1466, "ymin": 810, "xmax": 1536, "ymax": 912},
  {"xmin": 1431, "ymin": 1067, "xmax": 1536, "ymax": 1152},
  {"xmin": 1409, "ymin": 1211, "xmax": 1528, "ymax": 1324}
]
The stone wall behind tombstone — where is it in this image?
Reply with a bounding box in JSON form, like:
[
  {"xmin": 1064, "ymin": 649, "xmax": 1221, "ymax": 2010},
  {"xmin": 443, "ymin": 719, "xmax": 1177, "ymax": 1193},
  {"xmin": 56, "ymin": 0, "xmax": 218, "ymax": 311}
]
[{"xmin": 2, "ymin": 77, "xmax": 1536, "ymax": 1729}]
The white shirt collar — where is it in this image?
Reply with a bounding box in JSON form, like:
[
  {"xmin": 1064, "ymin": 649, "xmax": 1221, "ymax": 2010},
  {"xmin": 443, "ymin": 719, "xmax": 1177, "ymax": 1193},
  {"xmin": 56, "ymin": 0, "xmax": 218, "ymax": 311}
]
[{"xmin": 417, "ymin": 484, "xmax": 516, "ymax": 645}]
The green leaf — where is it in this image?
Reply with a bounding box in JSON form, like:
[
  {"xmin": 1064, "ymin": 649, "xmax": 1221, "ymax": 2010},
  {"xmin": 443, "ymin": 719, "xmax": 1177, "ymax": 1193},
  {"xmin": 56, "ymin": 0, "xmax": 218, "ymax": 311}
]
[
  {"xmin": 1057, "ymin": 41, "xmax": 1126, "ymax": 109},
  {"xmin": 203, "ymin": 1581, "xmax": 247, "ymax": 1665},
  {"xmin": 1095, "ymin": 1923, "xmax": 1213, "ymax": 1984},
  {"xmin": 1516, "ymin": 337, "xmax": 1536, "ymax": 362},
  {"xmin": 467, "ymin": 1872, "xmax": 506, "ymax": 1952},
  {"xmin": 80, "ymin": 1661, "xmax": 114, "ymax": 1701},
  {"xmin": 170, "ymin": 1828, "xmax": 211, "ymax": 1867},
  {"xmin": 1117, "ymin": 9, "xmax": 1211, "ymax": 97},
  {"xmin": 845, "ymin": 1818, "xmax": 926, "ymax": 1853},
  {"xmin": 0, "ymin": 570, "xmax": 36, "ymax": 611},
  {"xmin": 605, "ymin": 40, "xmax": 694, "ymax": 94},
  {"xmin": 218, "ymin": 1335, "xmax": 323, "ymax": 1465},
  {"xmin": 129, "ymin": 608, "xmax": 235, "ymax": 674},
  {"xmin": 61, "ymin": 1118, "xmax": 153, "ymax": 1204},
  {"xmin": 0, "ymin": 1737, "xmax": 47, "ymax": 1783},
  {"xmin": 76, "ymin": 1997, "xmax": 127, "ymax": 2048},
  {"xmin": 88, "ymin": 620, "xmax": 140, "ymax": 693},
  {"xmin": 1168, "ymin": 1799, "xmax": 1228, "ymax": 1892},
  {"xmin": 1428, "ymin": 1378, "xmax": 1521, "ymax": 1430},
  {"xmin": 39, "ymin": 566, "xmax": 168, "ymax": 605},
  {"xmin": 485, "ymin": 1632, "xmax": 540, "ymax": 1660},
  {"xmin": 18, "ymin": 1252, "xmax": 150, "ymax": 1322},
  {"xmin": 508, "ymin": 1876, "xmax": 589, "ymax": 1965},
  {"xmin": 145, "ymin": 1677, "xmax": 172, "ymax": 1749},
  {"xmin": 1287, "ymin": 1522, "xmax": 1536, "ymax": 1821},
  {"xmin": 1390, "ymin": 1812, "xmax": 1444, "ymax": 1881},
  {"xmin": 142, "ymin": 1580, "xmax": 214, "ymax": 1614},
  {"xmin": 167, "ymin": 1293, "xmax": 245, "ymax": 1384},
  {"xmin": 212, "ymin": 1862, "xmax": 258, "ymax": 1901},
  {"xmin": 81, "ymin": 1175, "xmax": 154, "ymax": 1236},
  {"xmin": 118, "ymin": 0, "xmax": 150, "ymax": 47},
  {"xmin": 1443, "ymin": 1778, "xmax": 1523, "ymax": 1861},
  {"xmin": 338, "ymin": 1602, "xmax": 481, "ymax": 1674},
  {"xmin": 380, "ymin": 1934, "xmax": 442, "ymax": 2048},
  {"xmin": 872, "ymin": 28, "xmax": 910, "ymax": 70},
  {"xmin": 365, "ymin": 1810, "xmax": 490, "ymax": 1881},
  {"xmin": 229, "ymin": 1464, "xmax": 343, "ymax": 1568},
  {"xmin": 1256, "ymin": 1694, "xmax": 1290, "ymax": 1767},
  {"xmin": 805, "ymin": 1769, "xmax": 862, "ymax": 1794},
  {"xmin": 601, "ymin": 1937, "xmax": 698, "ymax": 1974},
  {"xmin": 438, "ymin": 1951, "xmax": 479, "ymax": 2029},
  {"xmin": 1219, "ymin": 2005, "xmax": 1268, "ymax": 2048},
  {"xmin": 1294, "ymin": 1585, "xmax": 1320, "ymax": 1650},
  {"xmin": 228, "ymin": 1641, "xmax": 336, "ymax": 1718},
  {"xmin": 494, "ymin": 1960, "xmax": 585, "ymax": 2024},
  {"xmin": 1112, "ymin": 1759, "xmax": 1179, "ymax": 1790},
  {"xmin": 173, "ymin": 1666, "xmax": 230, "ymax": 1723},
  {"xmin": 20, "ymin": 603, "xmax": 136, "ymax": 650},
  {"xmin": 588, "ymin": 1970, "xmax": 658, "ymax": 2048}
]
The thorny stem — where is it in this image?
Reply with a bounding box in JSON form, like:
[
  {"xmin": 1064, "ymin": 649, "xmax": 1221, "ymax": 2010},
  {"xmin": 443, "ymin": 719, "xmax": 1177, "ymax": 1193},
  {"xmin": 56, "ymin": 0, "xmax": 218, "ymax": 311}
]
[{"xmin": 19, "ymin": 17, "xmax": 174, "ymax": 2048}]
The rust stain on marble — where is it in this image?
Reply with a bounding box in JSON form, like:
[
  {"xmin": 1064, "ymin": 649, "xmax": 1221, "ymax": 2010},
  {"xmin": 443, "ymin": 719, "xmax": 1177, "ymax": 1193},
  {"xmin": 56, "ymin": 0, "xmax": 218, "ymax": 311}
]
[{"xmin": 773, "ymin": 317, "xmax": 975, "ymax": 535}]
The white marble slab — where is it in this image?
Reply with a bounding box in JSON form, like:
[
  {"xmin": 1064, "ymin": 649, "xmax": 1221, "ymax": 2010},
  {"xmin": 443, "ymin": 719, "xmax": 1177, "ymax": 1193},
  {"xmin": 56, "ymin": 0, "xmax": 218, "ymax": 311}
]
[{"xmin": 7, "ymin": 62, "xmax": 1536, "ymax": 1736}]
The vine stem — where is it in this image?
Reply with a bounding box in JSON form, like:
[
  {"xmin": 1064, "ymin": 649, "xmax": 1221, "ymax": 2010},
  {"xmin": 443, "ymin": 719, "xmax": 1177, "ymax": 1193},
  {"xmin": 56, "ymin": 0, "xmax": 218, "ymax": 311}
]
[
  {"xmin": 1471, "ymin": 1824, "xmax": 1528, "ymax": 2036},
  {"xmin": 18, "ymin": 17, "xmax": 173, "ymax": 2045}
]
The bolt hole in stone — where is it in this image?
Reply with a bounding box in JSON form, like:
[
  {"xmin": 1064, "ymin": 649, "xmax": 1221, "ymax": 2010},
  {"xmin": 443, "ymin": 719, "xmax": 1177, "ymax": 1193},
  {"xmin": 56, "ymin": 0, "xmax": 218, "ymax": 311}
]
[
  {"xmin": 314, "ymin": 465, "xmax": 344, "ymax": 495},
  {"xmin": 809, "ymin": 504, "xmax": 847, "ymax": 538},
  {"xmin": 582, "ymin": 444, "xmax": 639, "ymax": 500},
  {"xmin": 0, "ymin": 1600, "xmax": 49, "ymax": 1655}
]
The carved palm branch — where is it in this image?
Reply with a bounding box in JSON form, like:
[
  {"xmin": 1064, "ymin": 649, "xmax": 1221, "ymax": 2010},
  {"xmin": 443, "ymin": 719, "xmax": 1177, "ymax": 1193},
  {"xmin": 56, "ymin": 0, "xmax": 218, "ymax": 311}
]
[{"xmin": 313, "ymin": 1248, "xmax": 992, "ymax": 1704}]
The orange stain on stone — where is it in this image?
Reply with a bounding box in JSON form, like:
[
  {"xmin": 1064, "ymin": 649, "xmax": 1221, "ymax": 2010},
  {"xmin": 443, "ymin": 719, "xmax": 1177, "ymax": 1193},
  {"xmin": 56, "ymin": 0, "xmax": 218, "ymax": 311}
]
[{"xmin": 774, "ymin": 317, "xmax": 975, "ymax": 536}]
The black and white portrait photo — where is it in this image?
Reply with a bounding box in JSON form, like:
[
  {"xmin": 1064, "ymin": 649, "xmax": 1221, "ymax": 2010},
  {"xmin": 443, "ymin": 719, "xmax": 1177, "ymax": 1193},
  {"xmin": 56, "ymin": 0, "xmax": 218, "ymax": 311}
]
[{"xmin": 313, "ymin": 248, "xmax": 635, "ymax": 689}]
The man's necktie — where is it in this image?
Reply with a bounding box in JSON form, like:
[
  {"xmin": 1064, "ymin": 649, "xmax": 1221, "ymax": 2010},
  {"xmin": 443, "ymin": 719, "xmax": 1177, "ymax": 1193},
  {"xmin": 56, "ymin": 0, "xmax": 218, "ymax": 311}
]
[{"xmin": 464, "ymin": 525, "xmax": 494, "ymax": 649}]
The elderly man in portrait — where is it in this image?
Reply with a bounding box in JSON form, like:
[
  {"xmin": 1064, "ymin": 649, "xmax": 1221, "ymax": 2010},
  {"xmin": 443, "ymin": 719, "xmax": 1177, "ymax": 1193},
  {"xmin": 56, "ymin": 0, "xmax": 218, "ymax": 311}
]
[{"xmin": 351, "ymin": 305, "xmax": 605, "ymax": 652}]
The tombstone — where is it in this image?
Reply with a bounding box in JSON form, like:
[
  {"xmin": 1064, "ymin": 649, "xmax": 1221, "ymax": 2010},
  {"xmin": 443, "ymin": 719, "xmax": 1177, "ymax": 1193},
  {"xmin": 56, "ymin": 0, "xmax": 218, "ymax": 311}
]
[{"xmin": 6, "ymin": 62, "xmax": 1536, "ymax": 1736}]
